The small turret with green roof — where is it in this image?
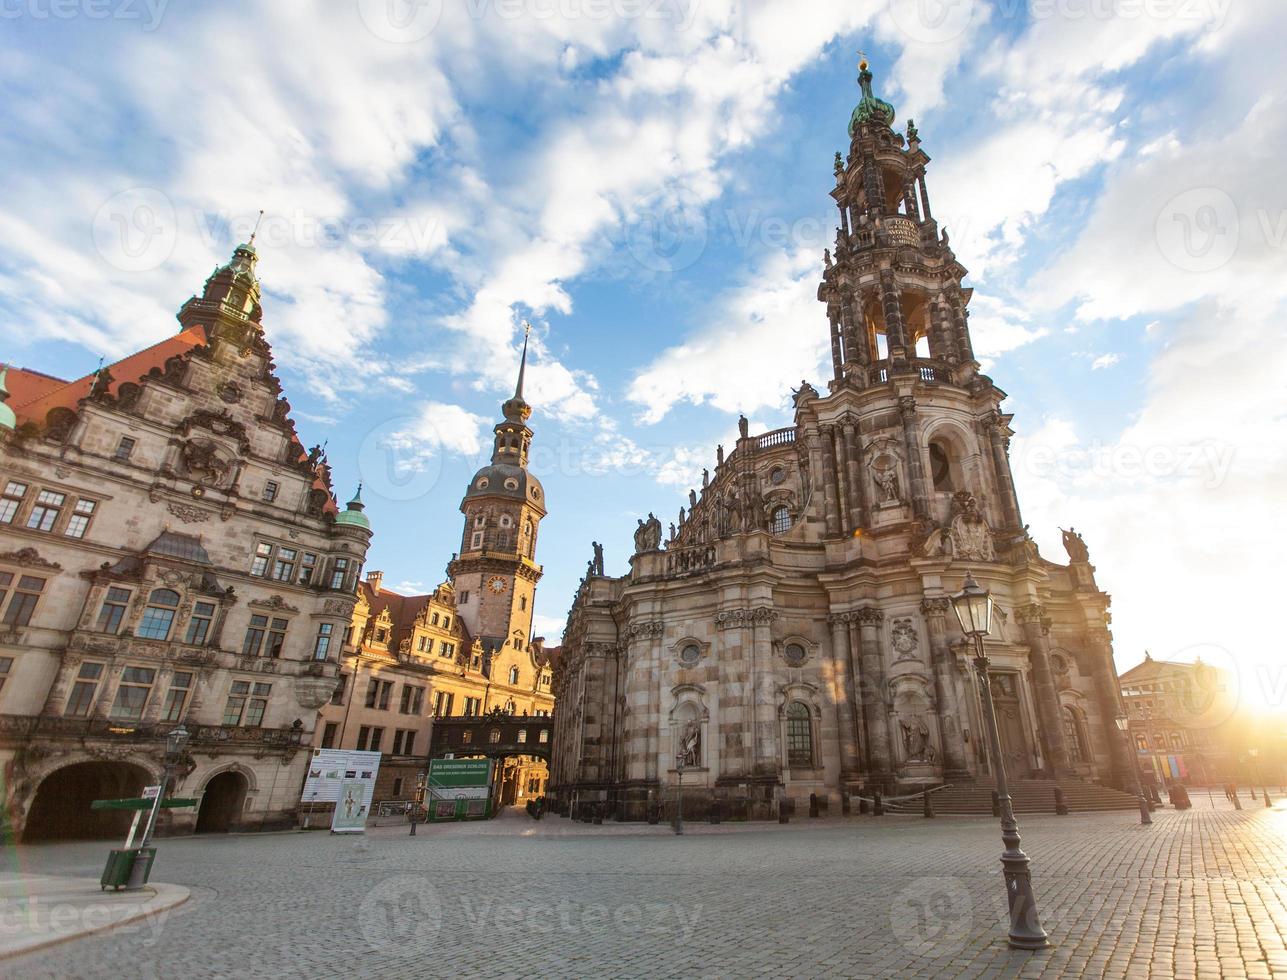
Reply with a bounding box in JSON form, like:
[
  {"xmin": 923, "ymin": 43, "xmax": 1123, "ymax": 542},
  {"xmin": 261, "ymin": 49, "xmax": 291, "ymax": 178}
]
[{"xmin": 335, "ymin": 484, "xmax": 371, "ymax": 531}]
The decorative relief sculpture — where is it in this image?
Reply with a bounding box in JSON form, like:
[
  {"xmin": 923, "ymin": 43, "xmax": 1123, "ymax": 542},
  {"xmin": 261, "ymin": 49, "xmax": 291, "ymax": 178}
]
[
  {"xmin": 167, "ymin": 502, "xmax": 211, "ymax": 524},
  {"xmin": 871, "ymin": 455, "xmax": 902, "ymax": 504},
  {"xmin": 947, "ymin": 491, "xmax": 995, "ymax": 561},
  {"xmin": 891, "ymin": 617, "xmax": 921, "ymax": 662},
  {"xmin": 899, "ymin": 716, "xmax": 935, "ymax": 762},
  {"xmin": 1060, "ymin": 527, "xmax": 1090, "ymax": 563},
  {"xmin": 679, "ymin": 719, "xmax": 701, "ymax": 768},
  {"xmin": 180, "ymin": 439, "xmax": 232, "ymax": 488}
]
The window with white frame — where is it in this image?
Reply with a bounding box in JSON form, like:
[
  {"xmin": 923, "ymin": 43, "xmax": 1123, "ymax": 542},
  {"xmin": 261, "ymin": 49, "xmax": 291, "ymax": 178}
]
[
  {"xmin": 25, "ymin": 489, "xmax": 65, "ymax": 532},
  {"xmin": 0, "ymin": 481, "xmax": 26, "ymax": 524},
  {"xmin": 243, "ymin": 615, "xmax": 288, "ymax": 658},
  {"xmin": 64, "ymin": 499, "xmax": 96, "ymax": 538},
  {"xmin": 298, "ymin": 552, "xmax": 317, "ymax": 585},
  {"xmin": 329, "ymin": 557, "xmax": 349, "ymax": 590},
  {"xmin": 271, "ymin": 548, "xmax": 297, "ymax": 582},
  {"xmin": 137, "ymin": 588, "xmax": 180, "ymax": 641},
  {"xmin": 313, "ymin": 622, "xmax": 334, "ymax": 660},
  {"xmin": 162, "ymin": 671, "xmax": 193, "ymax": 723},
  {"xmin": 0, "ymin": 573, "xmax": 45, "ymax": 627}
]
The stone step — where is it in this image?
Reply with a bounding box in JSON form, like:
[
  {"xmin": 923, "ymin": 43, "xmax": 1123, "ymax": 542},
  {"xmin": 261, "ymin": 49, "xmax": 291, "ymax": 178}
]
[{"xmin": 882, "ymin": 779, "xmax": 1142, "ymax": 815}]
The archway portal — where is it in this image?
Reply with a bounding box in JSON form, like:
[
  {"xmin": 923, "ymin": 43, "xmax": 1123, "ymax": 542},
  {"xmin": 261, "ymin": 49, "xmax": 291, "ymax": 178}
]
[
  {"xmin": 24, "ymin": 760, "xmax": 150, "ymax": 842},
  {"xmin": 195, "ymin": 771, "xmax": 248, "ymax": 833}
]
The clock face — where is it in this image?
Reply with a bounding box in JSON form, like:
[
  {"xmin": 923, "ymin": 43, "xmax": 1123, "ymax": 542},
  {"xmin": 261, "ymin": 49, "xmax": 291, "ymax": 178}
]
[{"xmin": 486, "ymin": 576, "xmax": 508, "ymax": 595}]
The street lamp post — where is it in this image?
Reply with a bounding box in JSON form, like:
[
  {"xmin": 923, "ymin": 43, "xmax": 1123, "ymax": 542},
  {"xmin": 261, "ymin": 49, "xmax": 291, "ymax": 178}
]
[
  {"xmin": 951, "ymin": 575, "xmax": 1049, "ymax": 951},
  {"xmin": 1115, "ymin": 715, "xmax": 1152, "ymax": 825},
  {"xmin": 674, "ymin": 752, "xmax": 685, "ymax": 836},
  {"xmin": 127, "ymin": 725, "xmax": 189, "ymax": 889}
]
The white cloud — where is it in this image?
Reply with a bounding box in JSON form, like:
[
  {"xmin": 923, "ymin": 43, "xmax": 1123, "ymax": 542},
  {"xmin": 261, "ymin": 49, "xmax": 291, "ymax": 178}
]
[
  {"xmin": 1091, "ymin": 353, "xmax": 1121, "ymax": 370},
  {"xmin": 393, "ymin": 402, "xmax": 490, "ymax": 459}
]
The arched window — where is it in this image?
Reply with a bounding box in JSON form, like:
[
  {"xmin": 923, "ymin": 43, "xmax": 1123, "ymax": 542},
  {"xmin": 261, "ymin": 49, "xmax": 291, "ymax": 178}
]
[
  {"xmin": 785, "ymin": 702, "xmax": 813, "ymax": 768},
  {"xmin": 929, "ymin": 441, "xmax": 953, "ymax": 491},
  {"xmin": 137, "ymin": 588, "xmax": 180, "ymax": 641},
  {"xmin": 1135, "ymin": 734, "xmax": 1149, "ymax": 751},
  {"xmin": 770, "ymin": 506, "xmax": 791, "ymax": 535},
  {"xmin": 1169, "ymin": 731, "xmax": 1185, "ymax": 749},
  {"xmin": 509, "ymin": 665, "xmax": 519, "ymax": 685},
  {"xmin": 1062, "ymin": 706, "xmax": 1088, "ymax": 764}
]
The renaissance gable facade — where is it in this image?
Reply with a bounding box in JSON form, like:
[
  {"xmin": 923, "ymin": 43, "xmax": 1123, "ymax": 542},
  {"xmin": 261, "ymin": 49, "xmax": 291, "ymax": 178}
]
[
  {"xmin": 0, "ymin": 241, "xmax": 370, "ymax": 840},
  {"xmin": 550, "ymin": 65, "xmax": 1133, "ymax": 820}
]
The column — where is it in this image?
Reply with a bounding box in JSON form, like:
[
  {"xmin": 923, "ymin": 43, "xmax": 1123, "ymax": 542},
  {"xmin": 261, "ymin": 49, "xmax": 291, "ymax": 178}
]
[
  {"xmin": 899, "ymin": 397, "xmax": 930, "ymax": 521},
  {"xmin": 862, "ymin": 158, "xmax": 886, "ymax": 218},
  {"xmin": 830, "ymin": 427, "xmax": 852, "ymax": 532},
  {"xmin": 985, "ymin": 415, "xmax": 1023, "ymax": 530},
  {"xmin": 841, "ymin": 293, "xmax": 867, "ymax": 375},
  {"xmin": 1016, "ymin": 604, "xmax": 1071, "ymax": 777},
  {"xmin": 879, "ymin": 269, "xmax": 909, "ymax": 361},
  {"xmin": 621, "ymin": 625, "xmax": 654, "ymax": 783},
  {"xmin": 950, "ymin": 296, "xmax": 974, "ymax": 362},
  {"xmin": 856, "ymin": 607, "xmax": 892, "ymax": 787},
  {"xmin": 715, "ymin": 612, "xmax": 747, "ymax": 780},
  {"xmin": 841, "ymin": 421, "xmax": 864, "ymax": 530},
  {"xmin": 817, "ymin": 426, "xmax": 841, "ymax": 537},
  {"xmin": 828, "ymin": 306, "xmax": 844, "ymax": 382},
  {"xmin": 752, "ymin": 607, "xmax": 780, "ymax": 778},
  {"xmin": 921, "ymin": 598, "xmax": 969, "ymax": 778},
  {"xmin": 828, "ymin": 613, "xmax": 861, "ymax": 780},
  {"xmin": 917, "ymin": 174, "xmax": 933, "ymax": 221},
  {"xmin": 1086, "ymin": 629, "xmax": 1135, "ymax": 789}
]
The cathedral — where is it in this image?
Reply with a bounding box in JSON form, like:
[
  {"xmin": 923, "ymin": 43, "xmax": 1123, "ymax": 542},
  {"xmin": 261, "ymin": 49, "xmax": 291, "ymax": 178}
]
[{"xmin": 549, "ymin": 63, "xmax": 1133, "ymax": 820}]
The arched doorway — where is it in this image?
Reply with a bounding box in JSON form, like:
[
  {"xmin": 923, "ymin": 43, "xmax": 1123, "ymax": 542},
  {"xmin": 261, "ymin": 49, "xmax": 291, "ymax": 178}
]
[
  {"xmin": 24, "ymin": 761, "xmax": 151, "ymax": 842},
  {"xmin": 195, "ymin": 771, "xmax": 247, "ymax": 833}
]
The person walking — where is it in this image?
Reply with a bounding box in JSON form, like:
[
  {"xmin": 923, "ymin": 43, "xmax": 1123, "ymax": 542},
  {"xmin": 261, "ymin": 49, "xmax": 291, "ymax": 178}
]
[{"xmin": 409, "ymin": 802, "xmax": 418, "ymax": 836}]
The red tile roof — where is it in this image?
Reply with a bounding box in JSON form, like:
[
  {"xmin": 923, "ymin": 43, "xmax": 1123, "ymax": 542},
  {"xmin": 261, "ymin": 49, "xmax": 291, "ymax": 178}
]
[{"xmin": 9, "ymin": 325, "xmax": 209, "ymax": 427}]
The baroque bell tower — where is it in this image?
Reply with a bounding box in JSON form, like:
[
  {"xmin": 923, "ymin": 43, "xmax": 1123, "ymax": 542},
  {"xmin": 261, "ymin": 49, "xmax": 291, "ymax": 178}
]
[{"xmin": 448, "ymin": 327, "xmax": 547, "ymax": 665}]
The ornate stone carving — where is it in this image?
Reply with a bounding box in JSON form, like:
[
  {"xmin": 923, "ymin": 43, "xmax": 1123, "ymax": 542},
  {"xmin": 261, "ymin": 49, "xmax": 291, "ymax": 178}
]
[
  {"xmin": 856, "ymin": 607, "xmax": 884, "ymax": 626},
  {"xmin": 0, "ymin": 547, "xmax": 61, "ymax": 570},
  {"xmin": 626, "ymin": 621, "xmax": 664, "ymax": 638},
  {"xmin": 890, "ymin": 617, "xmax": 921, "ymax": 662},
  {"xmin": 179, "ymin": 439, "xmax": 233, "ymax": 488},
  {"xmin": 920, "ymin": 597, "xmax": 951, "ymax": 616},
  {"xmin": 633, "ymin": 512, "xmax": 663, "ymax": 553},
  {"xmin": 249, "ymin": 595, "xmax": 300, "ymax": 614},
  {"xmin": 322, "ymin": 599, "xmax": 354, "ymax": 617},
  {"xmin": 167, "ymin": 502, "xmax": 212, "ymax": 524},
  {"xmin": 899, "ymin": 715, "xmax": 935, "ymax": 762},
  {"xmin": 1061, "ymin": 527, "xmax": 1090, "ymax": 563},
  {"xmin": 947, "ymin": 491, "xmax": 995, "ymax": 561}
]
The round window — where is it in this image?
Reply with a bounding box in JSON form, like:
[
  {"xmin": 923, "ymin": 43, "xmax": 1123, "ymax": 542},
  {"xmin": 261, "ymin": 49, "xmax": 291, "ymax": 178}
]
[
  {"xmin": 783, "ymin": 643, "xmax": 807, "ymax": 666},
  {"xmin": 504, "ymin": 477, "xmax": 519, "ymax": 491},
  {"xmin": 770, "ymin": 467, "xmax": 786, "ymax": 485},
  {"xmin": 679, "ymin": 644, "xmax": 701, "ymax": 666},
  {"xmin": 500, "ymin": 515, "xmax": 512, "ymax": 528},
  {"xmin": 476, "ymin": 477, "xmax": 489, "ymax": 489}
]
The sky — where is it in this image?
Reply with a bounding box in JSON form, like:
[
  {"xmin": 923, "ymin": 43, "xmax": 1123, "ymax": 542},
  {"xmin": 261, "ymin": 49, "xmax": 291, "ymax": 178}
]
[{"xmin": 1, "ymin": 0, "xmax": 1282, "ymax": 714}]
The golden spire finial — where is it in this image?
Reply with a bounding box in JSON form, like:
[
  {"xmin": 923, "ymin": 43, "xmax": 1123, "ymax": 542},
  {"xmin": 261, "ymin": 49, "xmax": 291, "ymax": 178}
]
[
  {"xmin": 857, "ymin": 49, "xmax": 869, "ymax": 72},
  {"xmin": 248, "ymin": 209, "xmax": 265, "ymax": 247}
]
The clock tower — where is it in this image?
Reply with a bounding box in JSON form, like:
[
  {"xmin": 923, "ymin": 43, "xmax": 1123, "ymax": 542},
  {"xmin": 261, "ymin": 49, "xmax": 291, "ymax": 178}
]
[{"xmin": 448, "ymin": 329, "xmax": 546, "ymax": 671}]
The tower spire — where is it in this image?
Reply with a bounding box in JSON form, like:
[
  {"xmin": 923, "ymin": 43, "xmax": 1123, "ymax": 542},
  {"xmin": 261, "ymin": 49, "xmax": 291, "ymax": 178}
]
[{"xmin": 514, "ymin": 321, "xmax": 531, "ymax": 400}]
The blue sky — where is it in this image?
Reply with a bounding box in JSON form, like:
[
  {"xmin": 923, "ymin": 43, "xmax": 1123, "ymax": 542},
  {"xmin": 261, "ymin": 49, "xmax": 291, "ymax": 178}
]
[{"xmin": 2, "ymin": 0, "xmax": 1283, "ymax": 708}]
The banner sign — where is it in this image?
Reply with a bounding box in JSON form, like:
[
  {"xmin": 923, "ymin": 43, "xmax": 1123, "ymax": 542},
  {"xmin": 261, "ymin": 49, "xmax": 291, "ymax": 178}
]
[
  {"xmin": 301, "ymin": 748, "xmax": 382, "ymax": 833},
  {"xmin": 426, "ymin": 758, "xmax": 492, "ymax": 821}
]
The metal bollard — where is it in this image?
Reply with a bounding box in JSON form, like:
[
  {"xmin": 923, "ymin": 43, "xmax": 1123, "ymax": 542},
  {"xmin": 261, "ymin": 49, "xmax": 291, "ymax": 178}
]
[
  {"xmin": 809, "ymin": 793, "xmax": 820, "ymax": 819},
  {"xmin": 991, "ymin": 790, "xmax": 1001, "ymax": 818},
  {"xmin": 1054, "ymin": 786, "xmax": 1069, "ymax": 816},
  {"xmin": 922, "ymin": 791, "xmax": 934, "ymax": 819},
  {"xmin": 873, "ymin": 791, "xmax": 884, "ymax": 816}
]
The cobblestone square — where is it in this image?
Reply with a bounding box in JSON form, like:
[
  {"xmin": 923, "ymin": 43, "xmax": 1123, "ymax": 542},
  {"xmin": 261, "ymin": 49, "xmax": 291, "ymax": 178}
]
[{"xmin": 5, "ymin": 801, "xmax": 1286, "ymax": 978}]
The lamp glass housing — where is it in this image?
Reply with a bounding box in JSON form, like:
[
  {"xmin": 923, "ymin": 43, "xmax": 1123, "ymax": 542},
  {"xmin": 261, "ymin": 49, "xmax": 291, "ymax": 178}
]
[{"xmin": 950, "ymin": 575, "xmax": 994, "ymax": 638}]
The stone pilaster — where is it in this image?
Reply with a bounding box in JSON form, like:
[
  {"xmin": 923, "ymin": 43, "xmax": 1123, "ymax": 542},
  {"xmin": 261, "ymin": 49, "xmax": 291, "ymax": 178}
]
[
  {"xmin": 1015, "ymin": 603, "xmax": 1070, "ymax": 777},
  {"xmin": 879, "ymin": 269, "xmax": 909, "ymax": 360},
  {"xmin": 985, "ymin": 413, "xmax": 1022, "ymax": 530},
  {"xmin": 921, "ymin": 597, "xmax": 969, "ymax": 778},
  {"xmin": 751, "ymin": 606, "xmax": 780, "ymax": 777},
  {"xmin": 1085, "ymin": 628, "xmax": 1135, "ymax": 789},
  {"xmin": 855, "ymin": 606, "xmax": 892, "ymax": 787},
  {"xmin": 819, "ymin": 425, "xmax": 841, "ymax": 537},
  {"xmin": 827, "ymin": 612, "xmax": 862, "ymax": 780},
  {"xmin": 899, "ymin": 396, "xmax": 930, "ymax": 521},
  {"xmin": 830, "ymin": 426, "xmax": 852, "ymax": 532},
  {"xmin": 714, "ymin": 609, "xmax": 749, "ymax": 779},
  {"xmin": 841, "ymin": 421, "xmax": 864, "ymax": 529}
]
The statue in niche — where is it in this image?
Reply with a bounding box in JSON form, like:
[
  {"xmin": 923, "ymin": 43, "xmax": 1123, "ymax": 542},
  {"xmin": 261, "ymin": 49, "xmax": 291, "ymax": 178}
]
[
  {"xmin": 873, "ymin": 464, "xmax": 901, "ymax": 504},
  {"xmin": 949, "ymin": 491, "xmax": 995, "ymax": 561},
  {"xmin": 678, "ymin": 719, "xmax": 702, "ymax": 768},
  {"xmin": 900, "ymin": 716, "xmax": 934, "ymax": 762},
  {"xmin": 1061, "ymin": 527, "xmax": 1090, "ymax": 563}
]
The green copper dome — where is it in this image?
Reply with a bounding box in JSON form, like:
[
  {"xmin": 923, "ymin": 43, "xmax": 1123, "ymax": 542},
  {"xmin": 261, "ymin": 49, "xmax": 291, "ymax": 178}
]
[
  {"xmin": 335, "ymin": 484, "xmax": 371, "ymax": 531},
  {"xmin": 848, "ymin": 61, "xmax": 896, "ymax": 136}
]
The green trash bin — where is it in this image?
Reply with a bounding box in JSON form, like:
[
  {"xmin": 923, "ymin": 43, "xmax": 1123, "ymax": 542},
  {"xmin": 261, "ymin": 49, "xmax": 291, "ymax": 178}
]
[{"xmin": 100, "ymin": 847, "xmax": 156, "ymax": 891}]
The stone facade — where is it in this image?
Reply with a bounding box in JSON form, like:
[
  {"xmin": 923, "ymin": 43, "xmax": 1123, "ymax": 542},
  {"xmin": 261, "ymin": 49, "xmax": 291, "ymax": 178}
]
[
  {"xmin": 550, "ymin": 65, "xmax": 1133, "ymax": 820},
  {"xmin": 0, "ymin": 241, "xmax": 370, "ymax": 840}
]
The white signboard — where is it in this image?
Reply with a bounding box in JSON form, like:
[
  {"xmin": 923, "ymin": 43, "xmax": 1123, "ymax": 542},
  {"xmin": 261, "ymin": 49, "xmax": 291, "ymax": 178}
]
[{"xmin": 301, "ymin": 748, "xmax": 382, "ymax": 833}]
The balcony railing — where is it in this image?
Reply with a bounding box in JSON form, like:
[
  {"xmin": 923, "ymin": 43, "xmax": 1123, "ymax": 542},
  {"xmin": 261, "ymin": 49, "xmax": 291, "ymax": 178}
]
[
  {"xmin": 755, "ymin": 427, "xmax": 796, "ymax": 449},
  {"xmin": 0, "ymin": 713, "xmax": 302, "ymax": 747}
]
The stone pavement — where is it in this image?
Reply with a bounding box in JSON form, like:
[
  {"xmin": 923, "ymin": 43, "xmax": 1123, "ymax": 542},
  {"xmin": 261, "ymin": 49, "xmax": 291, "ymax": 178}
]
[
  {"xmin": 0, "ymin": 872, "xmax": 189, "ymax": 960},
  {"xmin": 4, "ymin": 799, "xmax": 1285, "ymax": 979}
]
